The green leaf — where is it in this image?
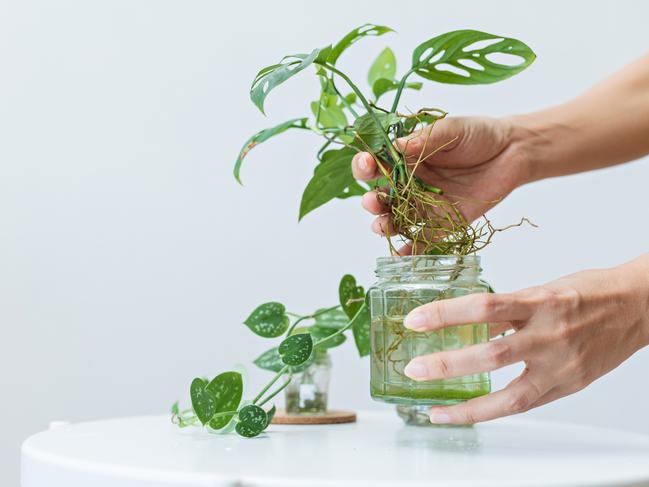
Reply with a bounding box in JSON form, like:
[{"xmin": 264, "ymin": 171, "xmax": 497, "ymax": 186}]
[
  {"xmin": 328, "ymin": 24, "xmax": 394, "ymax": 65},
  {"xmin": 411, "ymin": 30, "xmax": 536, "ymax": 85},
  {"xmin": 170, "ymin": 401, "xmax": 179, "ymax": 415},
  {"xmin": 251, "ymin": 48, "xmax": 321, "ymax": 113},
  {"xmin": 253, "ymin": 346, "xmax": 314, "ymax": 373},
  {"xmin": 206, "ymin": 371, "xmax": 243, "ymax": 430},
  {"xmin": 310, "ymin": 324, "xmax": 346, "ymax": 349},
  {"xmin": 190, "ymin": 378, "xmax": 217, "ymax": 425},
  {"xmin": 336, "ymin": 180, "xmax": 368, "ymax": 199},
  {"xmin": 310, "ymin": 98, "xmax": 348, "ymax": 129},
  {"xmin": 314, "ymin": 308, "xmax": 349, "ymax": 329},
  {"xmin": 265, "ymin": 404, "xmax": 277, "ymax": 428},
  {"xmin": 244, "ymin": 302, "xmax": 289, "ymax": 338},
  {"xmin": 235, "ymin": 404, "xmax": 268, "ymax": 438},
  {"xmin": 299, "ymin": 147, "xmax": 356, "ymax": 220},
  {"xmin": 368, "ymin": 47, "xmax": 397, "ymax": 87},
  {"xmin": 278, "ymin": 333, "xmax": 313, "ymax": 366},
  {"xmin": 339, "ymin": 274, "xmax": 365, "ymax": 319},
  {"xmin": 353, "ymin": 111, "xmax": 400, "ymax": 152},
  {"xmin": 372, "ymin": 79, "xmax": 422, "ymax": 100},
  {"xmin": 234, "ymin": 118, "xmax": 308, "ymax": 184},
  {"xmin": 350, "ymin": 302, "xmax": 371, "ymax": 357}
]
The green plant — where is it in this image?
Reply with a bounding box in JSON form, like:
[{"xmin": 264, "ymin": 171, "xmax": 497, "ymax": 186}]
[
  {"xmin": 235, "ymin": 24, "xmax": 535, "ymax": 254},
  {"xmin": 172, "ymin": 274, "xmax": 369, "ymax": 437}
]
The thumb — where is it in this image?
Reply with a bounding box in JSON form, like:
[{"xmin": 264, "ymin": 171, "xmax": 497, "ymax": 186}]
[{"xmin": 396, "ymin": 117, "xmax": 466, "ymax": 165}]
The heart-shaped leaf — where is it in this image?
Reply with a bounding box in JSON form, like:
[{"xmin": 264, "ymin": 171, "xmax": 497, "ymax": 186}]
[
  {"xmin": 299, "ymin": 147, "xmax": 356, "ymax": 220},
  {"xmin": 190, "ymin": 378, "xmax": 217, "ymax": 425},
  {"xmin": 235, "ymin": 404, "xmax": 268, "ymax": 438},
  {"xmin": 327, "ymin": 24, "xmax": 394, "ymax": 65},
  {"xmin": 253, "ymin": 346, "xmax": 315, "ymax": 373},
  {"xmin": 234, "ymin": 118, "xmax": 308, "ymax": 184},
  {"xmin": 265, "ymin": 404, "xmax": 277, "ymax": 428},
  {"xmin": 278, "ymin": 333, "xmax": 313, "ymax": 366},
  {"xmin": 339, "ymin": 274, "xmax": 365, "ymax": 319},
  {"xmin": 411, "ymin": 30, "xmax": 535, "ymax": 85},
  {"xmin": 244, "ymin": 302, "xmax": 289, "ymax": 338},
  {"xmin": 206, "ymin": 371, "xmax": 243, "ymax": 430},
  {"xmin": 353, "ymin": 111, "xmax": 400, "ymax": 152},
  {"xmin": 349, "ymin": 302, "xmax": 371, "ymax": 357},
  {"xmin": 251, "ymin": 48, "xmax": 321, "ymax": 113},
  {"xmin": 368, "ymin": 47, "xmax": 397, "ymax": 87}
]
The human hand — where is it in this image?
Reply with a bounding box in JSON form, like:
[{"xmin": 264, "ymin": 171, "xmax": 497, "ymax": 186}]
[
  {"xmin": 351, "ymin": 116, "xmax": 529, "ymax": 251},
  {"xmin": 400, "ymin": 254, "xmax": 649, "ymax": 424}
]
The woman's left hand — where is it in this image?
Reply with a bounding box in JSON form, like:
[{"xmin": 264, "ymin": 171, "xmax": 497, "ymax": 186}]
[{"xmin": 402, "ymin": 254, "xmax": 649, "ymax": 424}]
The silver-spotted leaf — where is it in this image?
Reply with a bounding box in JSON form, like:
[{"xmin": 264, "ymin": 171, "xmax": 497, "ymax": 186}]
[
  {"xmin": 253, "ymin": 346, "xmax": 315, "ymax": 373},
  {"xmin": 190, "ymin": 378, "xmax": 217, "ymax": 425},
  {"xmin": 339, "ymin": 274, "xmax": 365, "ymax": 319},
  {"xmin": 278, "ymin": 333, "xmax": 313, "ymax": 366},
  {"xmin": 244, "ymin": 302, "xmax": 289, "ymax": 338},
  {"xmin": 235, "ymin": 404, "xmax": 268, "ymax": 438},
  {"xmin": 206, "ymin": 371, "xmax": 243, "ymax": 430}
]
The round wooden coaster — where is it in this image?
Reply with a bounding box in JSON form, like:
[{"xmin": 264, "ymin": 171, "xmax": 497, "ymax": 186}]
[{"xmin": 271, "ymin": 409, "xmax": 357, "ymax": 425}]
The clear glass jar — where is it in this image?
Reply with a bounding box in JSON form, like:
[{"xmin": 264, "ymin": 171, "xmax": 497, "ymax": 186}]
[
  {"xmin": 285, "ymin": 349, "xmax": 331, "ymax": 414},
  {"xmin": 368, "ymin": 255, "xmax": 490, "ymax": 423}
]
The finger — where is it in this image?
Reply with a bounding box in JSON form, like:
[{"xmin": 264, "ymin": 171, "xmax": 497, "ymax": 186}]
[
  {"xmin": 395, "ymin": 118, "xmax": 462, "ymax": 164},
  {"xmin": 404, "ymin": 333, "xmax": 529, "ymax": 381},
  {"xmin": 428, "ymin": 372, "xmax": 548, "ymax": 424},
  {"xmin": 403, "ymin": 292, "xmax": 534, "ymax": 331},
  {"xmin": 371, "ymin": 215, "xmax": 397, "ymax": 236},
  {"xmin": 361, "ymin": 189, "xmax": 390, "ymax": 215},
  {"xmin": 351, "ymin": 152, "xmax": 380, "ymax": 181},
  {"xmin": 489, "ymin": 322, "xmax": 513, "ymax": 338}
]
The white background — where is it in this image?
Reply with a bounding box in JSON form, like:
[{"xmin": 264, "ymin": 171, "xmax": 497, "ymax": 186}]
[{"xmin": 2, "ymin": 1, "xmax": 649, "ymax": 485}]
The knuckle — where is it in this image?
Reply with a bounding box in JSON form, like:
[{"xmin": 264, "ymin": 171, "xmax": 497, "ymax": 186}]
[
  {"xmin": 485, "ymin": 340, "xmax": 512, "ymax": 368},
  {"xmin": 505, "ymin": 392, "xmax": 532, "ymax": 414},
  {"xmin": 427, "ymin": 301, "xmax": 448, "ymax": 326},
  {"xmin": 432, "ymin": 354, "xmax": 452, "ymax": 378}
]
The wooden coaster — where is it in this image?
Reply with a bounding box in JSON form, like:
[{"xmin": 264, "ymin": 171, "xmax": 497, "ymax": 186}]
[{"xmin": 271, "ymin": 409, "xmax": 357, "ymax": 425}]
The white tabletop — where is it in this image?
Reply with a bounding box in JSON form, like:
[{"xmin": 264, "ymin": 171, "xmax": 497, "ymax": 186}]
[{"xmin": 21, "ymin": 411, "xmax": 649, "ymax": 487}]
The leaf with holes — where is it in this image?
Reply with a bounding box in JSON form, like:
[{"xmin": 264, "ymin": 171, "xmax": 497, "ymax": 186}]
[
  {"xmin": 244, "ymin": 302, "xmax": 289, "ymax": 338},
  {"xmin": 368, "ymin": 47, "xmax": 397, "ymax": 86},
  {"xmin": 234, "ymin": 118, "xmax": 308, "ymax": 184},
  {"xmin": 235, "ymin": 404, "xmax": 268, "ymax": 438},
  {"xmin": 336, "ymin": 180, "xmax": 368, "ymax": 199},
  {"xmin": 253, "ymin": 346, "xmax": 314, "ymax": 373},
  {"xmin": 190, "ymin": 378, "xmax": 217, "ymax": 425},
  {"xmin": 251, "ymin": 48, "xmax": 321, "ymax": 113},
  {"xmin": 411, "ymin": 30, "xmax": 535, "ymax": 85},
  {"xmin": 353, "ymin": 111, "xmax": 400, "ymax": 152},
  {"xmin": 350, "ymin": 302, "xmax": 371, "ymax": 357},
  {"xmin": 206, "ymin": 371, "xmax": 243, "ymax": 430},
  {"xmin": 278, "ymin": 333, "xmax": 313, "ymax": 366},
  {"xmin": 327, "ymin": 24, "xmax": 394, "ymax": 65},
  {"xmin": 339, "ymin": 274, "xmax": 365, "ymax": 319},
  {"xmin": 299, "ymin": 147, "xmax": 356, "ymax": 220}
]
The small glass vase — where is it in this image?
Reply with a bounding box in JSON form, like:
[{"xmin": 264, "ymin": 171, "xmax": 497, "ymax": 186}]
[
  {"xmin": 285, "ymin": 349, "xmax": 331, "ymax": 414},
  {"xmin": 368, "ymin": 255, "xmax": 491, "ymax": 425}
]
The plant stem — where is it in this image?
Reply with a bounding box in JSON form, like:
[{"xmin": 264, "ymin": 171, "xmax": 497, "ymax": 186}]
[
  {"xmin": 258, "ymin": 373, "xmax": 293, "ymax": 407},
  {"xmin": 313, "ymin": 302, "xmax": 366, "ymax": 347},
  {"xmin": 316, "ymin": 62, "xmax": 401, "ymax": 164},
  {"xmin": 252, "ymin": 364, "xmax": 289, "ymax": 405},
  {"xmin": 390, "ymin": 69, "xmax": 415, "ymax": 113},
  {"xmin": 285, "ymin": 304, "xmax": 341, "ymax": 337}
]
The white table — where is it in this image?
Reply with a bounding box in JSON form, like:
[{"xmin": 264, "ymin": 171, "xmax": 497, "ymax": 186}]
[{"xmin": 21, "ymin": 411, "xmax": 649, "ymax": 487}]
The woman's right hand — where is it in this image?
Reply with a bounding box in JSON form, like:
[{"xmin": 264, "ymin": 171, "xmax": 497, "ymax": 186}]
[{"xmin": 351, "ymin": 116, "xmax": 530, "ymax": 252}]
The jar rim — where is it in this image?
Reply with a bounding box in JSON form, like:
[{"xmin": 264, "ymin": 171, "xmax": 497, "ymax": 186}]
[
  {"xmin": 375, "ymin": 254, "xmax": 481, "ymax": 277},
  {"xmin": 376, "ymin": 254, "xmax": 480, "ymax": 266}
]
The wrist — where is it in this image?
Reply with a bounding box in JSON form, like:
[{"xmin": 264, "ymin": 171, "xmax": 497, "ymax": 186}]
[{"xmin": 617, "ymin": 254, "xmax": 649, "ymax": 348}]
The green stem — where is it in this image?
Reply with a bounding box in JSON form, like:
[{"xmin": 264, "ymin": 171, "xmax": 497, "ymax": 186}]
[
  {"xmin": 316, "ymin": 62, "xmax": 400, "ymax": 163},
  {"xmin": 285, "ymin": 304, "xmax": 341, "ymax": 337},
  {"xmin": 390, "ymin": 69, "xmax": 415, "ymax": 113},
  {"xmin": 258, "ymin": 373, "xmax": 293, "ymax": 408},
  {"xmin": 312, "ymin": 302, "xmax": 366, "ymax": 348},
  {"xmin": 253, "ymin": 365, "xmax": 289, "ymax": 405}
]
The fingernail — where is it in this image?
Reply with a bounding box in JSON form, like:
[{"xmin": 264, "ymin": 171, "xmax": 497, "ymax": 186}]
[
  {"xmin": 429, "ymin": 411, "xmax": 452, "ymax": 424},
  {"xmin": 404, "ymin": 361, "xmax": 427, "ymax": 380},
  {"xmin": 404, "ymin": 311, "xmax": 426, "ymax": 329},
  {"xmin": 357, "ymin": 154, "xmax": 368, "ymax": 171}
]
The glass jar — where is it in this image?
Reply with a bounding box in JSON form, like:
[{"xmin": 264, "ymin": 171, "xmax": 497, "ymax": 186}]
[
  {"xmin": 368, "ymin": 255, "xmax": 490, "ymax": 424},
  {"xmin": 285, "ymin": 349, "xmax": 331, "ymax": 414}
]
